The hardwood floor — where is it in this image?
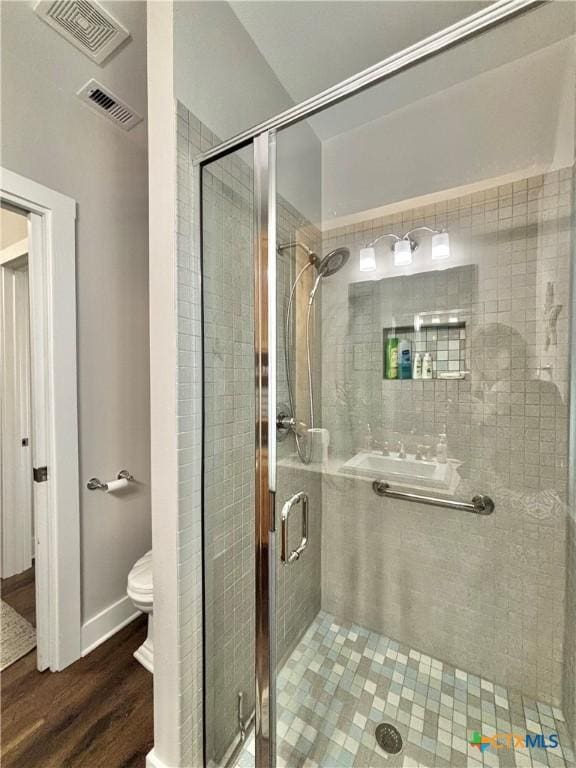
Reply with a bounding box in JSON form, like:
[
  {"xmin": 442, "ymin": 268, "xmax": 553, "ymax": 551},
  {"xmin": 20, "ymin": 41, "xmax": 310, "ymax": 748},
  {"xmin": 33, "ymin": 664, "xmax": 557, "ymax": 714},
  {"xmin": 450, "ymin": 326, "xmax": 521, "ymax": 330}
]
[
  {"xmin": 1, "ymin": 616, "xmax": 154, "ymax": 767},
  {"xmin": 2, "ymin": 566, "xmax": 36, "ymax": 626}
]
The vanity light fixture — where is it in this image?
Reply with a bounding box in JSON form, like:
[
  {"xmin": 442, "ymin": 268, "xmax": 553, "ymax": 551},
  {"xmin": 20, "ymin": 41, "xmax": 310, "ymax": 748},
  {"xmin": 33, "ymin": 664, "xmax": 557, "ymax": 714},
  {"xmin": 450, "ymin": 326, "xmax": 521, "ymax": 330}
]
[
  {"xmin": 359, "ymin": 226, "xmax": 450, "ymax": 270},
  {"xmin": 393, "ymin": 239, "xmax": 412, "ymax": 266},
  {"xmin": 431, "ymin": 230, "xmax": 450, "ymax": 260},
  {"xmin": 359, "ymin": 246, "xmax": 377, "ymax": 272}
]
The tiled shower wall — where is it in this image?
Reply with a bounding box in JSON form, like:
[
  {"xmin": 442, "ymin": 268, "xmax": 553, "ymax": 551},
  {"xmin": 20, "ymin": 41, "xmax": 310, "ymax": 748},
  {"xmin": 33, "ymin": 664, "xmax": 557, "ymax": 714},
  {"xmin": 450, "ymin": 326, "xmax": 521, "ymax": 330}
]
[
  {"xmin": 320, "ymin": 169, "xmax": 573, "ymax": 708},
  {"xmin": 176, "ymin": 102, "xmax": 322, "ymax": 764},
  {"xmin": 176, "ymin": 101, "xmax": 204, "ymax": 768}
]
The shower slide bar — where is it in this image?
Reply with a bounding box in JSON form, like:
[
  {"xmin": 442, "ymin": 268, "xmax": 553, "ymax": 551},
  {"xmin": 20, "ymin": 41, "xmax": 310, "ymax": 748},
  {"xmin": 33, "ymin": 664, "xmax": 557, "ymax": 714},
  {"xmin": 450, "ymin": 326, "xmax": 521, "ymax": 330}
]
[{"xmin": 372, "ymin": 480, "xmax": 495, "ymax": 515}]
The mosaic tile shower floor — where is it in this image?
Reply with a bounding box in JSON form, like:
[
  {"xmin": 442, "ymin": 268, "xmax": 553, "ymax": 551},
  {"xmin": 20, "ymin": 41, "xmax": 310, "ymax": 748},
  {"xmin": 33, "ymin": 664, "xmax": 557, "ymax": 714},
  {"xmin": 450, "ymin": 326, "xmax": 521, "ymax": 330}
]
[{"xmin": 235, "ymin": 612, "xmax": 574, "ymax": 768}]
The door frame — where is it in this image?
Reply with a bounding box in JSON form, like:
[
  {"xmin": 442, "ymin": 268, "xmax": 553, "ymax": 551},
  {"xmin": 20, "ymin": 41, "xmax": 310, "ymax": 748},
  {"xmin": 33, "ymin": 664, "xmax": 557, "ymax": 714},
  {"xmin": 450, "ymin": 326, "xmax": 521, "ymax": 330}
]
[{"xmin": 0, "ymin": 168, "xmax": 81, "ymax": 671}]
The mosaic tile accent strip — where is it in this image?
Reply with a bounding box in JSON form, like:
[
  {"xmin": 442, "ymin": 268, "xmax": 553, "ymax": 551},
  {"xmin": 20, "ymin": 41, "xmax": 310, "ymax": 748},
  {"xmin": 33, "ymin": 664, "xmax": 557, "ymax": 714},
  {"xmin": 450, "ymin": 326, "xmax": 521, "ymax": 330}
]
[{"xmin": 235, "ymin": 612, "xmax": 574, "ymax": 768}]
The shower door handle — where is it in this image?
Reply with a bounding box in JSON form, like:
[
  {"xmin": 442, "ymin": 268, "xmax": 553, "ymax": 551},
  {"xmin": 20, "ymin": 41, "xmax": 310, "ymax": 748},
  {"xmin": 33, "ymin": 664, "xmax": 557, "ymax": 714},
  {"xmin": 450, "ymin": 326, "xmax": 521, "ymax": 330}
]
[{"xmin": 281, "ymin": 491, "xmax": 309, "ymax": 564}]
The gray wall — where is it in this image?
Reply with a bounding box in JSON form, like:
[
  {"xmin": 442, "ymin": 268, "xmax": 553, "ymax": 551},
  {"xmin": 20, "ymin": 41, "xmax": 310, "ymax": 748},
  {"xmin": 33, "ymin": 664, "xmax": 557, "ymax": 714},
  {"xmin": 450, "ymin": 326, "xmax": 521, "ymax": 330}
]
[
  {"xmin": 320, "ymin": 170, "xmax": 572, "ymax": 706},
  {"xmin": 173, "ymin": 0, "xmax": 322, "ymax": 226},
  {"xmin": 1, "ymin": 1, "xmax": 151, "ymax": 623}
]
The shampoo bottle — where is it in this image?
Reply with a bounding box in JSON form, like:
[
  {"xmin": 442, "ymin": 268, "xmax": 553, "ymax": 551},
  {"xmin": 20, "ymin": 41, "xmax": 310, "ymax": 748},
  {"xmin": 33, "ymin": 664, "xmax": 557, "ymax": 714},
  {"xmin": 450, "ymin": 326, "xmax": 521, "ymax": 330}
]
[
  {"xmin": 385, "ymin": 338, "xmax": 399, "ymax": 379},
  {"xmin": 422, "ymin": 352, "xmax": 433, "ymax": 379},
  {"xmin": 399, "ymin": 340, "xmax": 412, "ymax": 379}
]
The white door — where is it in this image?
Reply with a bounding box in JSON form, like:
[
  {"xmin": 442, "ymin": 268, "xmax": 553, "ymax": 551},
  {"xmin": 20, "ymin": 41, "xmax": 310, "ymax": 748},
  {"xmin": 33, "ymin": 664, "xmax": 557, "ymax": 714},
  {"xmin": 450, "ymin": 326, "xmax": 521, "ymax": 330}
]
[{"xmin": 0, "ymin": 258, "xmax": 34, "ymax": 579}]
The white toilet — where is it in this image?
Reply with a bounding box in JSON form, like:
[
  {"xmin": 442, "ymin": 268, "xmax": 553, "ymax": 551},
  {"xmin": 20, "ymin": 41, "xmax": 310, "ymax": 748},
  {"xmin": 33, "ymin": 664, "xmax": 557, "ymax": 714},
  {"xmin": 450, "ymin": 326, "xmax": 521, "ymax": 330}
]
[{"xmin": 127, "ymin": 550, "xmax": 154, "ymax": 673}]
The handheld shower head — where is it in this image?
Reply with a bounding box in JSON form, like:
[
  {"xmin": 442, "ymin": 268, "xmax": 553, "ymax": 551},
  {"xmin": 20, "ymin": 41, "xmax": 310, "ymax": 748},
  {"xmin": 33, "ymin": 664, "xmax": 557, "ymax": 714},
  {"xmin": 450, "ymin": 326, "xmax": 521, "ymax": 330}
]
[
  {"xmin": 309, "ymin": 247, "xmax": 350, "ymax": 303},
  {"xmin": 316, "ymin": 247, "xmax": 350, "ymax": 277},
  {"xmin": 283, "ymin": 244, "xmax": 349, "ymax": 463}
]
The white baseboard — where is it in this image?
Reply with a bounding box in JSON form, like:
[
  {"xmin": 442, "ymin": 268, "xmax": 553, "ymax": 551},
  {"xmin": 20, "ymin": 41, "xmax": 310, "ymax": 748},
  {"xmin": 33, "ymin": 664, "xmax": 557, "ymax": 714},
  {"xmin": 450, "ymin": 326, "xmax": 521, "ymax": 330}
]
[
  {"xmin": 146, "ymin": 749, "xmax": 174, "ymax": 768},
  {"xmin": 81, "ymin": 594, "xmax": 140, "ymax": 656}
]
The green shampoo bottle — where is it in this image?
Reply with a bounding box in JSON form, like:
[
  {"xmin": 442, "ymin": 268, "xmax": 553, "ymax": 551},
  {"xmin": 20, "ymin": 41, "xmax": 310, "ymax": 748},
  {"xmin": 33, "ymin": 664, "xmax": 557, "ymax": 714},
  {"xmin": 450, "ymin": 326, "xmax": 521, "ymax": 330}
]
[{"xmin": 385, "ymin": 337, "xmax": 399, "ymax": 379}]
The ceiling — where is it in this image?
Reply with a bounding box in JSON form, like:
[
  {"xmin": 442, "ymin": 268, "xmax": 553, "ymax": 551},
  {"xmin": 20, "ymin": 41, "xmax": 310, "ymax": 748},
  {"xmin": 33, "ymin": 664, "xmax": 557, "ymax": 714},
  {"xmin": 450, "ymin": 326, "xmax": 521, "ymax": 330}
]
[
  {"xmin": 227, "ymin": 2, "xmax": 576, "ymax": 143},
  {"xmin": 229, "ymin": 1, "xmax": 490, "ymax": 106}
]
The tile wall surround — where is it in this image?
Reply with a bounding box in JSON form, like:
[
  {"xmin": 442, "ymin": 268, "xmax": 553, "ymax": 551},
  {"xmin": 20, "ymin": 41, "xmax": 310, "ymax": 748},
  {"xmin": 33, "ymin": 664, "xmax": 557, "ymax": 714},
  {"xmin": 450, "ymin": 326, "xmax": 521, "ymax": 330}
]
[
  {"xmin": 320, "ymin": 169, "xmax": 573, "ymax": 710},
  {"xmin": 176, "ymin": 101, "xmax": 322, "ymax": 764}
]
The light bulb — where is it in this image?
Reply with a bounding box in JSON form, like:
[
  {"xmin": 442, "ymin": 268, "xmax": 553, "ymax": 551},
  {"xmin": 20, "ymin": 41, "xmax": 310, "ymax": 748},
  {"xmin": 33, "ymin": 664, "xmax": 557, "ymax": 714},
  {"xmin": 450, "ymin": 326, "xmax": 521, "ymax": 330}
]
[
  {"xmin": 359, "ymin": 247, "xmax": 376, "ymax": 272},
  {"xmin": 394, "ymin": 239, "xmax": 412, "ymax": 266},
  {"xmin": 432, "ymin": 231, "xmax": 450, "ymax": 260}
]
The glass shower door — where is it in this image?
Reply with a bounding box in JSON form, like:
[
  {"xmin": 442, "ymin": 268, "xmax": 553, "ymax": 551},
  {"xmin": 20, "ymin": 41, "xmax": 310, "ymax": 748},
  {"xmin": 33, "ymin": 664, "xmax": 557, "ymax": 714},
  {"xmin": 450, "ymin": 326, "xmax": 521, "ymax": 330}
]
[
  {"xmin": 269, "ymin": 3, "xmax": 575, "ymax": 767},
  {"xmin": 201, "ymin": 145, "xmax": 257, "ymax": 768}
]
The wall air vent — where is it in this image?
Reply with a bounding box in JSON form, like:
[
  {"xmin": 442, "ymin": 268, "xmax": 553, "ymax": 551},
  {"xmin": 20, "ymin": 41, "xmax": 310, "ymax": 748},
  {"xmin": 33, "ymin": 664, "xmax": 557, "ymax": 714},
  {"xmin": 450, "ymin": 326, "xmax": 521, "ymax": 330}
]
[
  {"xmin": 77, "ymin": 79, "xmax": 143, "ymax": 131},
  {"xmin": 34, "ymin": 0, "xmax": 130, "ymax": 65}
]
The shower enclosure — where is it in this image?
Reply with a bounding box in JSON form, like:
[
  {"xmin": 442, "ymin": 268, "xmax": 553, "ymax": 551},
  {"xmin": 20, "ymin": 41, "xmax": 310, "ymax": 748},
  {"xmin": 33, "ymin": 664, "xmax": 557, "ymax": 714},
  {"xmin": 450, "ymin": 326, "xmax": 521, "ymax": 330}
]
[{"xmin": 191, "ymin": 1, "xmax": 576, "ymax": 765}]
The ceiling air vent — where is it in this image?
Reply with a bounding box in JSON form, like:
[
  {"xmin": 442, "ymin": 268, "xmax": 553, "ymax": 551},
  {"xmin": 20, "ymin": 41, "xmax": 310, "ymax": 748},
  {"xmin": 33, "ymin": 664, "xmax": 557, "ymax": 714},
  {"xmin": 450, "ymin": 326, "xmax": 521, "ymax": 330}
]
[
  {"xmin": 34, "ymin": 0, "xmax": 130, "ymax": 65},
  {"xmin": 77, "ymin": 79, "xmax": 143, "ymax": 131}
]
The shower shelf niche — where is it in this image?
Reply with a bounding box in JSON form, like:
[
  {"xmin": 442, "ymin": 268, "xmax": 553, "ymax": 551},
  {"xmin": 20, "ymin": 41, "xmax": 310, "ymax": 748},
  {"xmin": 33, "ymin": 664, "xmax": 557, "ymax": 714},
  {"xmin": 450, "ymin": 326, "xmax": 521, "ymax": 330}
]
[{"xmin": 383, "ymin": 321, "xmax": 467, "ymax": 379}]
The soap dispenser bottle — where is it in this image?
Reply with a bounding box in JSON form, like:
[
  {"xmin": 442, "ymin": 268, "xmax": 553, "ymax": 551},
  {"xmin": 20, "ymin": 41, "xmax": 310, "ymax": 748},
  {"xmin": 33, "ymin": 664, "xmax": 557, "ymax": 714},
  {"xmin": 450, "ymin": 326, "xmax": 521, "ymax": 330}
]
[
  {"xmin": 436, "ymin": 433, "xmax": 448, "ymax": 464},
  {"xmin": 413, "ymin": 352, "xmax": 422, "ymax": 379}
]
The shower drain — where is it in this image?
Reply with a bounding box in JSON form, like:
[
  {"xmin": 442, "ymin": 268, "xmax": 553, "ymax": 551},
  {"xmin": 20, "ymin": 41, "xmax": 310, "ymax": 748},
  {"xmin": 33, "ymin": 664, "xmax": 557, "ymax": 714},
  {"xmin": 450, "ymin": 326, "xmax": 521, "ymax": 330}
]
[{"xmin": 375, "ymin": 722, "xmax": 403, "ymax": 754}]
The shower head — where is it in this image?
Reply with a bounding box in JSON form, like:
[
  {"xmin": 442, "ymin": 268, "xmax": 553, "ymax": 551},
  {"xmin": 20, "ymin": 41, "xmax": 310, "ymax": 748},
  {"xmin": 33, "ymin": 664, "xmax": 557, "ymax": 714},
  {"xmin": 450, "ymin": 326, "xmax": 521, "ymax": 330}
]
[
  {"xmin": 314, "ymin": 247, "xmax": 350, "ymax": 277},
  {"xmin": 308, "ymin": 247, "xmax": 350, "ymax": 304}
]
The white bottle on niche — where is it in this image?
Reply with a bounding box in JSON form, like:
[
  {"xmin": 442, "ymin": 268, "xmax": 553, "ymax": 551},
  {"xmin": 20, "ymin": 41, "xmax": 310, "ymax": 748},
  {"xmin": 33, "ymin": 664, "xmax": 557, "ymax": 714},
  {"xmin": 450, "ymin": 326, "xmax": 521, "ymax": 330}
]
[
  {"xmin": 413, "ymin": 352, "xmax": 422, "ymax": 379},
  {"xmin": 422, "ymin": 352, "xmax": 433, "ymax": 379}
]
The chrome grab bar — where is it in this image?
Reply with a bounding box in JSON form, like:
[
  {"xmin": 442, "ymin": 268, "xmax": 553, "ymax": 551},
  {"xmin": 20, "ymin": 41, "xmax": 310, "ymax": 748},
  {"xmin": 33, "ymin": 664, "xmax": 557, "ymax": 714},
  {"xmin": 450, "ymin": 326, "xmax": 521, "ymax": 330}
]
[
  {"xmin": 281, "ymin": 491, "xmax": 309, "ymax": 564},
  {"xmin": 372, "ymin": 480, "xmax": 495, "ymax": 515}
]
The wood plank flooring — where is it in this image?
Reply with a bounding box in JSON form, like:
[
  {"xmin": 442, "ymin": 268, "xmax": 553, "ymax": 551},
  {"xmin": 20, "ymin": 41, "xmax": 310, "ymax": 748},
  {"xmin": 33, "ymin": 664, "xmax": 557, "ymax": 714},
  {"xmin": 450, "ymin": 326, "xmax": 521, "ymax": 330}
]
[
  {"xmin": 2, "ymin": 566, "xmax": 36, "ymax": 626},
  {"xmin": 1, "ymin": 590, "xmax": 153, "ymax": 767}
]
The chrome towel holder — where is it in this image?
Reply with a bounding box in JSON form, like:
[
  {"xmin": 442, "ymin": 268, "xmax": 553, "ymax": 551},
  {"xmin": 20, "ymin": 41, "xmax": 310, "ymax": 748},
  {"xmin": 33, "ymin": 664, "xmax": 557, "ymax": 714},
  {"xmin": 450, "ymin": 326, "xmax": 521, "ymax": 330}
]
[
  {"xmin": 87, "ymin": 469, "xmax": 134, "ymax": 491},
  {"xmin": 372, "ymin": 480, "xmax": 495, "ymax": 515}
]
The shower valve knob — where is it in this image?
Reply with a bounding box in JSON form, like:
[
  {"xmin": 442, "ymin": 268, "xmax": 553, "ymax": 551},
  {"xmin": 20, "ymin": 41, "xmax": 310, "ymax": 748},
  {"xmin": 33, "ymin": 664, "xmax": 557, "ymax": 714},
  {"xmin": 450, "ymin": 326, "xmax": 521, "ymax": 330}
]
[
  {"xmin": 276, "ymin": 406, "xmax": 309, "ymax": 441},
  {"xmin": 277, "ymin": 404, "xmax": 296, "ymax": 441}
]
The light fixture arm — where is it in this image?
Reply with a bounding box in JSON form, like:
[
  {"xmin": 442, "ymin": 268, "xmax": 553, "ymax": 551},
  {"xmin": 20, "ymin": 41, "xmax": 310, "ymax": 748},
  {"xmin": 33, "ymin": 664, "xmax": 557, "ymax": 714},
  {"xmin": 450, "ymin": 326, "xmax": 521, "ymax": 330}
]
[
  {"xmin": 365, "ymin": 232, "xmax": 401, "ymax": 249},
  {"xmin": 402, "ymin": 225, "xmax": 443, "ymax": 240}
]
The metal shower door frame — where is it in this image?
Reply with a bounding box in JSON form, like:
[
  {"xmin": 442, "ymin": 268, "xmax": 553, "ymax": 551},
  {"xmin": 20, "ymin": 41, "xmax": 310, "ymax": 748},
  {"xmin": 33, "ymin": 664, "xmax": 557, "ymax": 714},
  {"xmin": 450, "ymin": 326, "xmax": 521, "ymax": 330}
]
[{"xmin": 253, "ymin": 130, "xmax": 277, "ymax": 768}]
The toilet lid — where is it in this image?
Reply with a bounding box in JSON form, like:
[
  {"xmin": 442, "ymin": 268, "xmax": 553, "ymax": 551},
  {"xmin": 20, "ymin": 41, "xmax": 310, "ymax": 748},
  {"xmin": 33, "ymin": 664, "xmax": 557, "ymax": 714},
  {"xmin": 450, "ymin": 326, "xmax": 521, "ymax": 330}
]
[{"xmin": 128, "ymin": 549, "xmax": 153, "ymax": 598}]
